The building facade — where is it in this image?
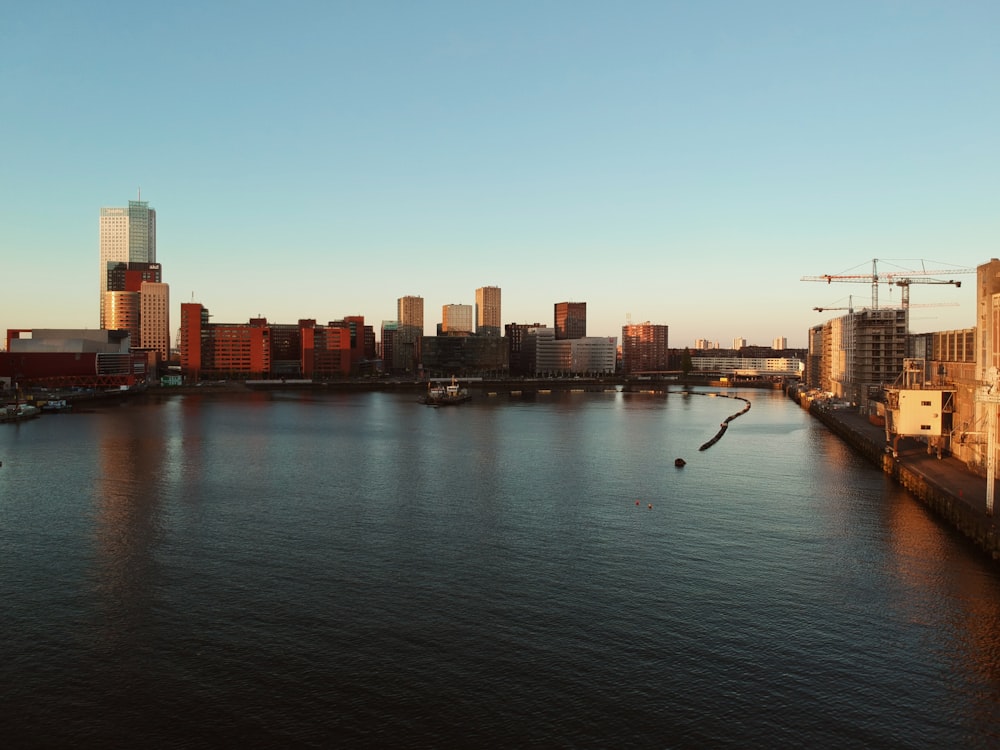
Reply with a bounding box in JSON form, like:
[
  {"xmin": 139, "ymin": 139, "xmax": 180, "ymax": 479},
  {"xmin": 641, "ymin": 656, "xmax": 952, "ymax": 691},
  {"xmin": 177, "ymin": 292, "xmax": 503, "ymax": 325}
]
[
  {"xmin": 442, "ymin": 304, "xmax": 473, "ymax": 334},
  {"xmin": 475, "ymin": 286, "xmax": 502, "ymax": 336},
  {"xmin": 621, "ymin": 322, "xmax": 669, "ymax": 375},
  {"xmin": 100, "ymin": 200, "xmax": 156, "ymax": 327},
  {"xmin": 554, "ymin": 302, "xmax": 586, "ymax": 340},
  {"xmin": 396, "ymin": 296, "xmax": 424, "ymax": 373}
]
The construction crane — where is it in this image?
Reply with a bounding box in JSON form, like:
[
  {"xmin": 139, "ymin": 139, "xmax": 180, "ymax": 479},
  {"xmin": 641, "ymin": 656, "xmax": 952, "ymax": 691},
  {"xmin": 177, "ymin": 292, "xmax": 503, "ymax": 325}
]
[
  {"xmin": 801, "ymin": 258, "xmax": 974, "ymax": 310},
  {"xmin": 813, "ymin": 295, "xmax": 856, "ymax": 313},
  {"xmin": 892, "ymin": 278, "xmax": 962, "ymax": 310}
]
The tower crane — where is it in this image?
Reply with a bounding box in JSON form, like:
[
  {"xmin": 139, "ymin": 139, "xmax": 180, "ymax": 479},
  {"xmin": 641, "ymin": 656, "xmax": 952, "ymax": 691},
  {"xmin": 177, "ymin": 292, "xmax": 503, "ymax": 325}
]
[
  {"xmin": 813, "ymin": 295, "xmax": 855, "ymax": 314},
  {"xmin": 892, "ymin": 278, "xmax": 962, "ymax": 311},
  {"xmin": 801, "ymin": 258, "xmax": 974, "ymax": 310}
]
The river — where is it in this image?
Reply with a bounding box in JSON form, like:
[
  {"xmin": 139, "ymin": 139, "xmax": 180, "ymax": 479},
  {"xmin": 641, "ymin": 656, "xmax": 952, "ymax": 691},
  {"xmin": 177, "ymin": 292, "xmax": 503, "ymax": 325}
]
[{"xmin": 1, "ymin": 388, "xmax": 998, "ymax": 748}]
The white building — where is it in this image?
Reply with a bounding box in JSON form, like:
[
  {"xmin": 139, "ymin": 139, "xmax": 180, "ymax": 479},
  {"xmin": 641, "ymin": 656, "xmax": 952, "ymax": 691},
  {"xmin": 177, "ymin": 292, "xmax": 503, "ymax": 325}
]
[{"xmin": 530, "ymin": 327, "xmax": 617, "ymax": 375}]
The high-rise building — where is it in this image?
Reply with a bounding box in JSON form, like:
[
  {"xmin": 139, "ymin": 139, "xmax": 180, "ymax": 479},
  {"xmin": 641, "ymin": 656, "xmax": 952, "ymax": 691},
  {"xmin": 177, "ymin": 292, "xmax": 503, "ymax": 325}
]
[
  {"xmin": 554, "ymin": 302, "xmax": 586, "ymax": 340},
  {"xmin": 773, "ymin": 336, "xmax": 788, "ymax": 350},
  {"xmin": 100, "ymin": 199, "xmax": 156, "ymax": 326},
  {"xmin": 398, "ymin": 295, "xmax": 424, "ymax": 331},
  {"xmin": 396, "ymin": 295, "xmax": 424, "ymax": 373},
  {"xmin": 734, "ymin": 337, "xmax": 747, "ymax": 350},
  {"xmin": 442, "ymin": 304, "xmax": 473, "ymax": 334},
  {"xmin": 475, "ymin": 286, "xmax": 501, "ymax": 336},
  {"xmin": 139, "ymin": 282, "xmax": 170, "ymax": 360},
  {"xmin": 621, "ymin": 322, "xmax": 669, "ymax": 375}
]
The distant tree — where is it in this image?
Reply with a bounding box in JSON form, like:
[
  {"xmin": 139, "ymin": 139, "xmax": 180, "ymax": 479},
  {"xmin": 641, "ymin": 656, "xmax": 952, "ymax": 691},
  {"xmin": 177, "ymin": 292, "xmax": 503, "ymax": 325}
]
[{"xmin": 681, "ymin": 347, "xmax": 693, "ymax": 377}]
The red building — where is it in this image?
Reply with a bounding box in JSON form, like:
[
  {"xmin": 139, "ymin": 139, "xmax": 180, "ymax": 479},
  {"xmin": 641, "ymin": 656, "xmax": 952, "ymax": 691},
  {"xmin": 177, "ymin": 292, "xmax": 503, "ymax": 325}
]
[{"xmin": 179, "ymin": 304, "xmax": 355, "ymax": 381}]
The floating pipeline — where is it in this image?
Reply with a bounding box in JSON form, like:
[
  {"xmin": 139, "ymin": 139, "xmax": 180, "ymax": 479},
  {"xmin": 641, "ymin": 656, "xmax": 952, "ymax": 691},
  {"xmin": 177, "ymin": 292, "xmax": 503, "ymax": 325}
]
[{"xmin": 678, "ymin": 392, "xmax": 752, "ymax": 451}]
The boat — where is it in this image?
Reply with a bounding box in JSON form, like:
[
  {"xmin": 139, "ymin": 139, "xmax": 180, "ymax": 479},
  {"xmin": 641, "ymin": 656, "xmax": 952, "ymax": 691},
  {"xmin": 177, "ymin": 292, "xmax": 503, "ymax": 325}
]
[
  {"xmin": 41, "ymin": 399, "xmax": 72, "ymax": 413},
  {"xmin": 423, "ymin": 377, "xmax": 471, "ymax": 406},
  {"xmin": 1, "ymin": 403, "xmax": 41, "ymax": 423}
]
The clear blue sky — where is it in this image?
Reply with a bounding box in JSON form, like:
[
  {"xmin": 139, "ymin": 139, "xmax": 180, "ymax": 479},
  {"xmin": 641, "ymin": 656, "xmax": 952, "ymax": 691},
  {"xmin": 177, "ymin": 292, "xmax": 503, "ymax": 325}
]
[{"xmin": 2, "ymin": 1, "xmax": 996, "ymax": 348}]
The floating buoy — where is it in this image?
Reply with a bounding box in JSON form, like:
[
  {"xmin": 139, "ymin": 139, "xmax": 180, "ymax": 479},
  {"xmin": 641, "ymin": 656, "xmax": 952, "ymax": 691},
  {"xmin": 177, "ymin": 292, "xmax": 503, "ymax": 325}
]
[
  {"xmin": 647, "ymin": 503, "xmax": 653, "ymax": 509},
  {"xmin": 635, "ymin": 500, "xmax": 640, "ymax": 506}
]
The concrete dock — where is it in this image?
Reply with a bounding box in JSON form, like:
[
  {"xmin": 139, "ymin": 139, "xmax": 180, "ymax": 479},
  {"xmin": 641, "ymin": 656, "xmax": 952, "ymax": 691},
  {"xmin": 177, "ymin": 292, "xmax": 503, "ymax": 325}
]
[{"xmin": 809, "ymin": 402, "xmax": 1000, "ymax": 562}]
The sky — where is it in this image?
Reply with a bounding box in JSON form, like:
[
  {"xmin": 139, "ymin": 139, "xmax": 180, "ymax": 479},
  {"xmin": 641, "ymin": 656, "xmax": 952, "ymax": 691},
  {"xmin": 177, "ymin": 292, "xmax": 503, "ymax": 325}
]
[{"xmin": 2, "ymin": 1, "xmax": 997, "ymax": 349}]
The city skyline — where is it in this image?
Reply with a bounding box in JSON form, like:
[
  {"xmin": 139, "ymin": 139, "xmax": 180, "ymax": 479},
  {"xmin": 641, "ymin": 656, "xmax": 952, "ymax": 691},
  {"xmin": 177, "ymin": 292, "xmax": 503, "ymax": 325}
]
[{"xmin": 2, "ymin": 3, "xmax": 995, "ymax": 347}]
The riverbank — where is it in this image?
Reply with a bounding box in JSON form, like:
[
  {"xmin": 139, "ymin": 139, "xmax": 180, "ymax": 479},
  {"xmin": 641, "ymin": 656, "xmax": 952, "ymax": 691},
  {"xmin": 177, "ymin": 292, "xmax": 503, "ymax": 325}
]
[{"xmin": 798, "ymin": 393, "xmax": 1000, "ymax": 562}]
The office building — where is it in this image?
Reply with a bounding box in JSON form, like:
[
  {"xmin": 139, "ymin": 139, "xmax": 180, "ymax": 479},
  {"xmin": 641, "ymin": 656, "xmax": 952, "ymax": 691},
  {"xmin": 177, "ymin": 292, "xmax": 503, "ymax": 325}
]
[
  {"xmin": 554, "ymin": 302, "xmax": 586, "ymax": 340},
  {"xmin": 442, "ymin": 304, "xmax": 473, "ymax": 334},
  {"xmin": 396, "ymin": 296, "xmax": 424, "ymax": 373},
  {"xmin": 100, "ymin": 199, "xmax": 156, "ymax": 326},
  {"xmin": 475, "ymin": 286, "xmax": 502, "ymax": 337}
]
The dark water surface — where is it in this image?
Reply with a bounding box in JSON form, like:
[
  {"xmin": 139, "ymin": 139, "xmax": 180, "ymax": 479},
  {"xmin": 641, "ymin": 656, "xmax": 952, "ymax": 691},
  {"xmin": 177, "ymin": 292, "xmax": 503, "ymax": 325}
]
[{"xmin": 2, "ymin": 389, "xmax": 999, "ymax": 748}]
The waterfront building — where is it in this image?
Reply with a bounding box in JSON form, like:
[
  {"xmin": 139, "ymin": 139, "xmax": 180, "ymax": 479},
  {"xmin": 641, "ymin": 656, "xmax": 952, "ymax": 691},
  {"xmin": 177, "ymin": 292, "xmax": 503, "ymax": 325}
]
[
  {"xmin": 806, "ymin": 324, "xmax": 824, "ymax": 390},
  {"xmin": 529, "ymin": 326, "xmax": 616, "ymax": 376},
  {"xmin": 0, "ymin": 329, "xmax": 143, "ymax": 388},
  {"xmin": 99, "ymin": 200, "xmax": 156, "ymax": 327},
  {"xmin": 329, "ymin": 315, "xmax": 374, "ymax": 373},
  {"xmin": 621, "ymin": 322, "xmax": 669, "ymax": 375},
  {"xmin": 976, "ymin": 258, "xmax": 1000, "ymax": 383},
  {"xmin": 690, "ymin": 356, "xmax": 804, "ymax": 379},
  {"xmin": 178, "ymin": 304, "xmax": 360, "ymax": 380},
  {"xmin": 554, "ymin": 302, "xmax": 586, "ymax": 340},
  {"xmin": 397, "ymin": 296, "xmax": 424, "ymax": 373},
  {"xmin": 505, "ymin": 322, "xmax": 545, "ymax": 376},
  {"xmin": 813, "ymin": 308, "xmax": 907, "ymax": 403},
  {"xmin": 442, "ymin": 304, "xmax": 473, "ymax": 335},
  {"xmin": 475, "ymin": 286, "xmax": 502, "ymax": 337},
  {"xmin": 139, "ymin": 281, "xmax": 170, "ymax": 361},
  {"xmin": 571, "ymin": 337, "xmax": 618, "ymax": 376},
  {"xmin": 420, "ymin": 335, "xmax": 508, "ymax": 377},
  {"xmin": 381, "ymin": 321, "xmax": 398, "ymax": 372}
]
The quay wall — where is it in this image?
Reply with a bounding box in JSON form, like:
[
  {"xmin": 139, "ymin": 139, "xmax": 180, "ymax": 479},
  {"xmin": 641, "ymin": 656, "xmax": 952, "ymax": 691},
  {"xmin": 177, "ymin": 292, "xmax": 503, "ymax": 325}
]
[{"xmin": 808, "ymin": 402, "xmax": 1000, "ymax": 562}]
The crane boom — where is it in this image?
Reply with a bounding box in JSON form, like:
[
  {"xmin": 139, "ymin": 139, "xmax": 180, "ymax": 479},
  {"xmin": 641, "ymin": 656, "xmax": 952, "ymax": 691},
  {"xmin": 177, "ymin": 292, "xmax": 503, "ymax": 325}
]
[{"xmin": 801, "ymin": 258, "xmax": 974, "ymax": 310}]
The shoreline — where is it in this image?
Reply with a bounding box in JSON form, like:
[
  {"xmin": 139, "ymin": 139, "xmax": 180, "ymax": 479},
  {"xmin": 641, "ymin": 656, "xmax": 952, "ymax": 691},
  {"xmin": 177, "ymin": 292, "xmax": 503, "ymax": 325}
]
[{"xmin": 795, "ymin": 390, "xmax": 1000, "ymax": 563}]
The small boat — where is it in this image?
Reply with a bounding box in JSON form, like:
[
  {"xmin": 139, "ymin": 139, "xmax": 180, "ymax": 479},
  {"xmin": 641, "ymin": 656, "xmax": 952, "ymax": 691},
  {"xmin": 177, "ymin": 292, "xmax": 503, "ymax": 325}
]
[
  {"xmin": 674, "ymin": 458, "xmax": 686, "ymax": 467},
  {"xmin": 423, "ymin": 377, "xmax": 471, "ymax": 406},
  {"xmin": 41, "ymin": 399, "xmax": 72, "ymax": 413}
]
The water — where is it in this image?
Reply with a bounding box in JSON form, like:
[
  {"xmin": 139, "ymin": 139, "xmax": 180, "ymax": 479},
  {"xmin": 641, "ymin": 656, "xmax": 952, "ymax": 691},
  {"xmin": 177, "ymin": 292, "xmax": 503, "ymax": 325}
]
[{"xmin": 2, "ymin": 388, "xmax": 999, "ymax": 748}]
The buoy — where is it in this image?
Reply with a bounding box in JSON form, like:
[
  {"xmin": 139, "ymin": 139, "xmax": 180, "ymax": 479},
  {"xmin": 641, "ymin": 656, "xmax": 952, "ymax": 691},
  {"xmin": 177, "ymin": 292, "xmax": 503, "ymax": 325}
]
[
  {"xmin": 635, "ymin": 500, "xmax": 640, "ymax": 506},
  {"xmin": 647, "ymin": 503, "xmax": 653, "ymax": 509}
]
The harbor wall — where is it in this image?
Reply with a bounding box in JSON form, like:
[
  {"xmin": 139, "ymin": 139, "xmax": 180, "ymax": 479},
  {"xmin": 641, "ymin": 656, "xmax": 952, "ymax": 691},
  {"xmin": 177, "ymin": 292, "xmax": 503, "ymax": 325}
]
[{"xmin": 807, "ymin": 401, "xmax": 1000, "ymax": 562}]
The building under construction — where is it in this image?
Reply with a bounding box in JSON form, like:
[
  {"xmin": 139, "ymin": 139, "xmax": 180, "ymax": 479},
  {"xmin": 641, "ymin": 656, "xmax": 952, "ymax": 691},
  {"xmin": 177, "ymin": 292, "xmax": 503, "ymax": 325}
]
[{"xmin": 811, "ymin": 307, "xmax": 908, "ymax": 404}]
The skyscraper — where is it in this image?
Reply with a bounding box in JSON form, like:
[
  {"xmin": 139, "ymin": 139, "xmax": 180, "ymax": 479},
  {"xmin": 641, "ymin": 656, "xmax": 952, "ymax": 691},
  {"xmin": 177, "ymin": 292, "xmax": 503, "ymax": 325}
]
[
  {"xmin": 396, "ymin": 295, "xmax": 424, "ymax": 373},
  {"xmin": 99, "ymin": 198, "xmax": 169, "ymax": 360},
  {"xmin": 554, "ymin": 302, "xmax": 586, "ymax": 340},
  {"xmin": 397, "ymin": 295, "xmax": 424, "ymax": 331},
  {"xmin": 475, "ymin": 286, "xmax": 501, "ymax": 336},
  {"xmin": 100, "ymin": 199, "xmax": 156, "ymax": 327}
]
